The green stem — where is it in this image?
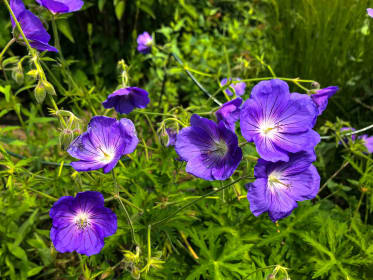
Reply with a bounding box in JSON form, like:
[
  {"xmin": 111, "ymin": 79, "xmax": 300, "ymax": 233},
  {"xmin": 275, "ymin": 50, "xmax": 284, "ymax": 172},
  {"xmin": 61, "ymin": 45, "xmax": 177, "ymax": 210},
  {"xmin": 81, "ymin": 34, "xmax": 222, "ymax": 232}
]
[
  {"xmin": 238, "ymin": 77, "xmax": 316, "ymax": 83},
  {"xmin": 172, "ymin": 52, "xmax": 222, "ymax": 106},
  {"xmin": 0, "ymin": 38, "xmax": 16, "ymax": 68},
  {"xmin": 5, "ymin": 149, "xmax": 70, "ymax": 166},
  {"xmin": 4, "ymin": 0, "xmax": 34, "ymax": 53},
  {"xmin": 151, "ymin": 175, "xmax": 254, "ymax": 227},
  {"xmin": 112, "ymin": 170, "xmax": 137, "ymax": 245},
  {"xmin": 135, "ymin": 110, "xmax": 175, "ymax": 117},
  {"xmin": 51, "ymin": 15, "xmax": 63, "ymax": 57},
  {"xmin": 320, "ymin": 124, "xmax": 373, "ymax": 140}
]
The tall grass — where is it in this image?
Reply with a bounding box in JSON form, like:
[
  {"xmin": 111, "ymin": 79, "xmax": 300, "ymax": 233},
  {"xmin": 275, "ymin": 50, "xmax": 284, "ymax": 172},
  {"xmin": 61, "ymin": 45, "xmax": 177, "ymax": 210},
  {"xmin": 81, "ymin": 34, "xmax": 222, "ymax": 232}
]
[{"xmin": 265, "ymin": 0, "xmax": 373, "ymax": 122}]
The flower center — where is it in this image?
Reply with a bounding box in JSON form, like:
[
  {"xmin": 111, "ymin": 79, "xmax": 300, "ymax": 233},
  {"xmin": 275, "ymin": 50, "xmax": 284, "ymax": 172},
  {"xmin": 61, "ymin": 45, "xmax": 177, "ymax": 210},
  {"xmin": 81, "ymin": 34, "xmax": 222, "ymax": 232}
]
[
  {"xmin": 74, "ymin": 212, "xmax": 91, "ymax": 230},
  {"xmin": 268, "ymin": 172, "xmax": 289, "ymax": 192},
  {"xmin": 259, "ymin": 121, "xmax": 277, "ymax": 138},
  {"xmin": 145, "ymin": 38, "xmax": 153, "ymax": 47},
  {"xmin": 98, "ymin": 147, "xmax": 115, "ymax": 164},
  {"xmin": 212, "ymin": 139, "xmax": 228, "ymax": 157}
]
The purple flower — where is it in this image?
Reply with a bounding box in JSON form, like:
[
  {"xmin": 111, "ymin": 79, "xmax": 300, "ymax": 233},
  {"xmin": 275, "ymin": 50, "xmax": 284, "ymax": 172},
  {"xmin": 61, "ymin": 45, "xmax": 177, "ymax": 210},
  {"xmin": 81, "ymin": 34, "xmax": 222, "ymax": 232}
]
[
  {"xmin": 220, "ymin": 78, "xmax": 246, "ymax": 96},
  {"xmin": 360, "ymin": 135, "xmax": 373, "ymax": 153},
  {"xmin": 137, "ymin": 32, "xmax": 153, "ymax": 54},
  {"xmin": 50, "ymin": 191, "xmax": 117, "ymax": 256},
  {"xmin": 102, "ymin": 87, "xmax": 150, "ymax": 114},
  {"xmin": 67, "ymin": 116, "xmax": 138, "ymax": 173},
  {"xmin": 367, "ymin": 8, "xmax": 373, "ymax": 17},
  {"xmin": 35, "ymin": 0, "xmax": 84, "ymax": 14},
  {"xmin": 310, "ymin": 86, "xmax": 339, "ymax": 116},
  {"xmin": 215, "ymin": 98, "xmax": 242, "ymax": 131},
  {"xmin": 340, "ymin": 127, "xmax": 357, "ymax": 142},
  {"xmin": 240, "ymin": 79, "xmax": 320, "ymax": 162},
  {"xmin": 166, "ymin": 128, "xmax": 177, "ymax": 147},
  {"xmin": 10, "ymin": 0, "xmax": 58, "ymax": 52},
  {"xmin": 247, "ymin": 151, "xmax": 320, "ymax": 222},
  {"xmin": 175, "ymin": 115, "xmax": 242, "ymax": 181}
]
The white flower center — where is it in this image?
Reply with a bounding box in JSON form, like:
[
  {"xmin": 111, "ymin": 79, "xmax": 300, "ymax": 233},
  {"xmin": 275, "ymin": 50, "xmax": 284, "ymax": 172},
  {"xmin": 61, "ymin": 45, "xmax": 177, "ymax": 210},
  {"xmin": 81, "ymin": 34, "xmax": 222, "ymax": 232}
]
[
  {"xmin": 145, "ymin": 38, "xmax": 153, "ymax": 47},
  {"xmin": 268, "ymin": 171, "xmax": 289, "ymax": 193},
  {"xmin": 74, "ymin": 212, "xmax": 91, "ymax": 230},
  {"xmin": 259, "ymin": 120, "xmax": 277, "ymax": 138},
  {"xmin": 98, "ymin": 147, "xmax": 115, "ymax": 164}
]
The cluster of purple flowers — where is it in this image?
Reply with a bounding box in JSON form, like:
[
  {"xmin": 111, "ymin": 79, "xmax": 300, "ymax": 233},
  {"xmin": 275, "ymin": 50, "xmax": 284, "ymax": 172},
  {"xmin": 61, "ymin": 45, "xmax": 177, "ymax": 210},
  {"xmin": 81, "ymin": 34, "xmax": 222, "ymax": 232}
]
[
  {"xmin": 7, "ymin": 0, "xmax": 363, "ymax": 255},
  {"xmin": 50, "ymin": 84, "xmax": 150, "ymax": 255},
  {"xmin": 174, "ymin": 78, "xmax": 339, "ymax": 222},
  {"xmin": 242, "ymin": 80, "xmax": 338, "ymax": 222}
]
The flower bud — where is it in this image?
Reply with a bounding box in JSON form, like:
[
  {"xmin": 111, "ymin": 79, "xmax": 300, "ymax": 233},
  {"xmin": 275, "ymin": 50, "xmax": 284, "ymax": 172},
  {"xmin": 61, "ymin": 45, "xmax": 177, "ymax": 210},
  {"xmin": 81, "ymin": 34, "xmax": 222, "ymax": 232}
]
[
  {"xmin": 311, "ymin": 81, "xmax": 320, "ymax": 89},
  {"xmin": 34, "ymin": 82, "xmax": 46, "ymax": 104},
  {"xmin": 43, "ymin": 80, "xmax": 56, "ymax": 96},
  {"xmin": 12, "ymin": 68, "xmax": 24, "ymax": 85}
]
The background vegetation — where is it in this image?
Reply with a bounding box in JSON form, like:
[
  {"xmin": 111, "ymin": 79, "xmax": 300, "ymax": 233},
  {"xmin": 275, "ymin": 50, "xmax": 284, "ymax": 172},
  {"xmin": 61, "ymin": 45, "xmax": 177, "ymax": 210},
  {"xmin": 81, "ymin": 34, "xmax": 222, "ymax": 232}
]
[{"xmin": 0, "ymin": 0, "xmax": 372, "ymax": 279}]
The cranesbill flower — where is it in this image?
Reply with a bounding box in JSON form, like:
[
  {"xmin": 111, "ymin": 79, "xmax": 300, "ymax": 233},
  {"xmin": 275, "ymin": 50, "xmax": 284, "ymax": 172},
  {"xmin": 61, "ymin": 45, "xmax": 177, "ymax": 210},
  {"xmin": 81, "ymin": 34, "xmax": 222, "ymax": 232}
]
[
  {"xmin": 367, "ymin": 8, "xmax": 373, "ymax": 17},
  {"xmin": 215, "ymin": 98, "xmax": 242, "ymax": 131},
  {"xmin": 220, "ymin": 78, "xmax": 246, "ymax": 96},
  {"xmin": 50, "ymin": 191, "xmax": 117, "ymax": 256},
  {"xmin": 102, "ymin": 87, "xmax": 150, "ymax": 114},
  {"xmin": 340, "ymin": 127, "xmax": 357, "ymax": 142},
  {"xmin": 310, "ymin": 86, "xmax": 339, "ymax": 116},
  {"xmin": 137, "ymin": 32, "xmax": 153, "ymax": 54},
  {"xmin": 35, "ymin": 0, "xmax": 84, "ymax": 14},
  {"xmin": 175, "ymin": 115, "xmax": 242, "ymax": 181},
  {"xmin": 10, "ymin": 0, "xmax": 58, "ymax": 52},
  {"xmin": 240, "ymin": 79, "xmax": 320, "ymax": 162},
  {"xmin": 360, "ymin": 135, "xmax": 373, "ymax": 153},
  {"xmin": 246, "ymin": 151, "xmax": 320, "ymax": 222},
  {"xmin": 67, "ymin": 116, "xmax": 138, "ymax": 173}
]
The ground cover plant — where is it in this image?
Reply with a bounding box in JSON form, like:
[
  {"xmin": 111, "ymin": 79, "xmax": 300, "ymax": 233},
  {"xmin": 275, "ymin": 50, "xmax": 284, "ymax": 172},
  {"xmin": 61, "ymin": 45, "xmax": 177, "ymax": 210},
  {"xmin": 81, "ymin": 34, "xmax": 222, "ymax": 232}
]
[{"xmin": 0, "ymin": 0, "xmax": 373, "ymax": 279}]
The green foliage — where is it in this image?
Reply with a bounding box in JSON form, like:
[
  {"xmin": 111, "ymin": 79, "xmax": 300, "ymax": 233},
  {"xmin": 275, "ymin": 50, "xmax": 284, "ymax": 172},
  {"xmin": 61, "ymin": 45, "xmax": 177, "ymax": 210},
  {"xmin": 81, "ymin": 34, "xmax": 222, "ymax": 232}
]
[{"xmin": 0, "ymin": 0, "xmax": 372, "ymax": 279}]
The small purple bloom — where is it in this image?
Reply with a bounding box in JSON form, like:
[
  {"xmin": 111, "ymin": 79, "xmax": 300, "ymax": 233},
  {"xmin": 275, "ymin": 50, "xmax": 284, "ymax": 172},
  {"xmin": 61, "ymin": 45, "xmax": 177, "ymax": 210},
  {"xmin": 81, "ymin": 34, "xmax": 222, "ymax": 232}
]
[
  {"xmin": 10, "ymin": 0, "xmax": 58, "ymax": 52},
  {"xmin": 166, "ymin": 128, "xmax": 177, "ymax": 147},
  {"xmin": 247, "ymin": 151, "xmax": 320, "ymax": 222},
  {"xmin": 215, "ymin": 98, "xmax": 242, "ymax": 131},
  {"xmin": 67, "ymin": 116, "xmax": 138, "ymax": 173},
  {"xmin": 367, "ymin": 8, "xmax": 373, "ymax": 17},
  {"xmin": 240, "ymin": 79, "xmax": 320, "ymax": 162},
  {"xmin": 175, "ymin": 115, "xmax": 242, "ymax": 181},
  {"xmin": 50, "ymin": 191, "xmax": 117, "ymax": 256},
  {"xmin": 137, "ymin": 32, "xmax": 153, "ymax": 54},
  {"xmin": 35, "ymin": 0, "xmax": 84, "ymax": 14},
  {"xmin": 220, "ymin": 78, "xmax": 246, "ymax": 96},
  {"xmin": 340, "ymin": 127, "xmax": 357, "ymax": 142},
  {"xmin": 310, "ymin": 86, "xmax": 339, "ymax": 116},
  {"xmin": 360, "ymin": 135, "xmax": 373, "ymax": 153},
  {"xmin": 102, "ymin": 87, "xmax": 150, "ymax": 114}
]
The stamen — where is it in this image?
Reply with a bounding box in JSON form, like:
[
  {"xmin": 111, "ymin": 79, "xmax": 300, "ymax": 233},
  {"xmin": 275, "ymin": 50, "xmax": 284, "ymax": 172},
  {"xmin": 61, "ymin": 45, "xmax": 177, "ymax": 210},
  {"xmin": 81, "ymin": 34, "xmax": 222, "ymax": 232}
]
[
  {"xmin": 74, "ymin": 212, "xmax": 91, "ymax": 230},
  {"xmin": 268, "ymin": 173, "xmax": 290, "ymax": 191}
]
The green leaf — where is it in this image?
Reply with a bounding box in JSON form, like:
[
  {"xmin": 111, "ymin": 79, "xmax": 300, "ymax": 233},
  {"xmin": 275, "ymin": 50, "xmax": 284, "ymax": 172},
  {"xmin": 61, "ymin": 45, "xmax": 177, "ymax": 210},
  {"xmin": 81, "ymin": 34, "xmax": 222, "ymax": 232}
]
[
  {"xmin": 115, "ymin": 0, "xmax": 126, "ymax": 20},
  {"xmin": 27, "ymin": 266, "xmax": 44, "ymax": 277},
  {"xmin": 98, "ymin": 0, "xmax": 107, "ymax": 11},
  {"xmin": 8, "ymin": 244, "xmax": 28, "ymax": 262},
  {"xmin": 57, "ymin": 19, "xmax": 75, "ymax": 43}
]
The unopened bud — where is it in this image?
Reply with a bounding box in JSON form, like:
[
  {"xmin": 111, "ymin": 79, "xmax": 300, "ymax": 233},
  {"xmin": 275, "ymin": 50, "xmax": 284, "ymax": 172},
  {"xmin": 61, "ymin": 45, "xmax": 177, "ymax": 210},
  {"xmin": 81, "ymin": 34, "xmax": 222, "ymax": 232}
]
[
  {"xmin": 34, "ymin": 82, "xmax": 46, "ymax": 103},
  {"xmin": 266, "ymin": 274, "xmax": 275, "ymax": 280},
  {"xmin": 12, "ymin": 69, "xmax": 24, "ymax": 85},
  {"xmin": 311, "ymin": 81, "xmax": 320, "ymax": 89},
  {"xmin": 43, "ymin": 81, "xmax": 56, "ymax": 96}
]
